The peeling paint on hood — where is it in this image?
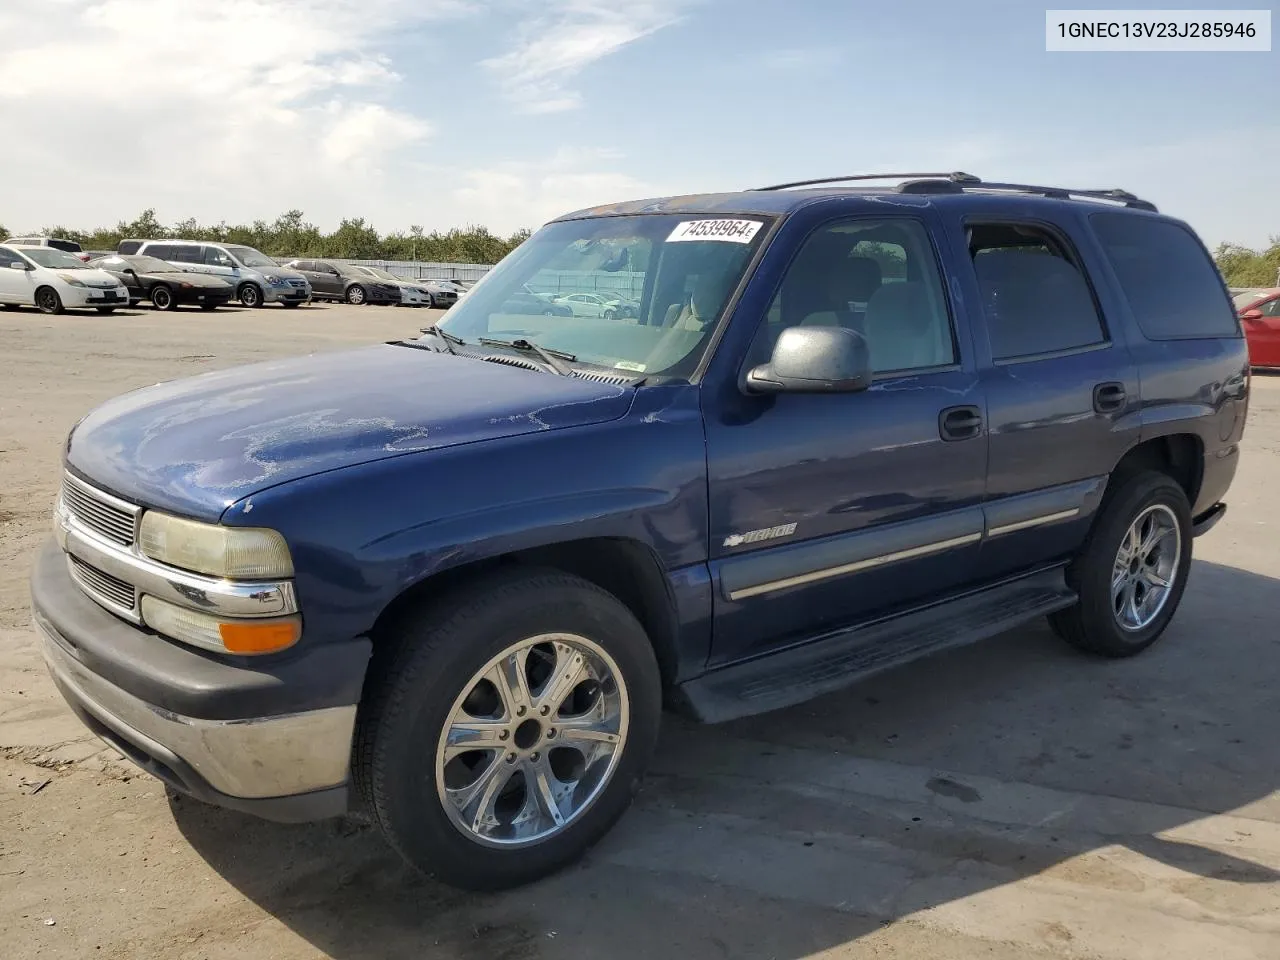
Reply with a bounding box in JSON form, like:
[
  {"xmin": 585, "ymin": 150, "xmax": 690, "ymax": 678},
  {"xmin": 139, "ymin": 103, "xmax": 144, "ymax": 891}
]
[{"xmin": 66, "ymin": 344, "xmax": 635, "ymax": 520}]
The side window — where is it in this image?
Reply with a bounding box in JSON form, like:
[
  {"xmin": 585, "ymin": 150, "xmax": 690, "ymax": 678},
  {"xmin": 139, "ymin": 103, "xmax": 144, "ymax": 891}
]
[
  {"xmin": 968, "ymin": 222, "xmax": 1106, "ymax": 361},
  {"xmin": 0, "ymin": 247, "xmax": 23, "ymax": 268},
  {"xmin": 145, "ymin": 244, "xmax": 176, "ymax": 261},
  {"xmin": 292, "ymin": 260, "xmax": 314, "ymax": 273},
  {"xmin": 169, "ymin": 245, "xmax": 201, "ymax": 264},
  {"xmin": 1262, "ymin": 298, "xmax": 1280, "ymax": 319},
  {"xmin": 1091, "ymin": 213, "xmax": 1238, "ymax": 339},
  {"xmin": 204, "ymin": 246, "xmax": 234, "ymax": 267},
  {"xmin": 750, "ymin": 218, "xmax": 955, "ymax": 374}
]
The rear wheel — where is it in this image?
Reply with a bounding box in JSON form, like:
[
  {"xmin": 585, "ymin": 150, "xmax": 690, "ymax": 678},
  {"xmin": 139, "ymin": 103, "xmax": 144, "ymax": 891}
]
[
  {"xmin": 35, "ymin": 287, "xmax": 64, "ymax": 315},
  {"xmin": 151, "ymin": 285, "xmax": 177, "ymax": 311},
  {"xmin": 355, "ymin": 569, "xmax": 661, "ymax": 891},
  {"xmin": 237, "ymin": 283, "xmax": 263, "ymax": 308},
  {"xmin": 1049, "ymin": 471, "xmax": 1192, "ymax": 657}
]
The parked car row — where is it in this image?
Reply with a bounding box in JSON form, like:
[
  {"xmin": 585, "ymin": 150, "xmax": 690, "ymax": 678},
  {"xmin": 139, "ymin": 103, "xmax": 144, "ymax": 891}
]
[{"xmin": 0, "ymin": 233, "xmax": 474, "ymax": 314}]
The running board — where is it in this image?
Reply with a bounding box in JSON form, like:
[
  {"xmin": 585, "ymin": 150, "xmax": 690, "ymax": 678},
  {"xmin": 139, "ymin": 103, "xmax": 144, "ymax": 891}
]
[{"xmin": 677, "ymin": 567, "xmax": 1077, "ymax": 724}]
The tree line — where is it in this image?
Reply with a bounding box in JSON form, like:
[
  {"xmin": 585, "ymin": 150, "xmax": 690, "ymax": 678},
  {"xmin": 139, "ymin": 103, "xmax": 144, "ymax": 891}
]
[
  {"xmin": 1, "ymin": 211, "xmax": 1277, "ymax": 283},
  {"xmin": 0, "ymin": 210, "xmax": 532, "ymax": 265}
]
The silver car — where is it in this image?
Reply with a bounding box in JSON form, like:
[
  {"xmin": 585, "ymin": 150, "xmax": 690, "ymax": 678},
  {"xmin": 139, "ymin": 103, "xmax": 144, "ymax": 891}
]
[{"xmin": 130, "ymin": 240, "xmax": 311, "ymax": 308}]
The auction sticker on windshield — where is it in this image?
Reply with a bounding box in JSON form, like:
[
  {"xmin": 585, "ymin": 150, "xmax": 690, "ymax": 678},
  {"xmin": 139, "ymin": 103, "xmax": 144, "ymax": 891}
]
[{"xmin": 666, "ymin": 219, "xmax": 763, "ymax": 243}]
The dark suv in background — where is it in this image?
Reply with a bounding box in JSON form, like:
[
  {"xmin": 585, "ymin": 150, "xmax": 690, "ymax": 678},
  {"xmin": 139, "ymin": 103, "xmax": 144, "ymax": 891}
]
[
  {"xmin": 282, "ymin": 259, "xmax": 402, "ymax": 306},
  {"xmin": 32, "ymin": 173, "xmax": 1247, "ymax": 893}
]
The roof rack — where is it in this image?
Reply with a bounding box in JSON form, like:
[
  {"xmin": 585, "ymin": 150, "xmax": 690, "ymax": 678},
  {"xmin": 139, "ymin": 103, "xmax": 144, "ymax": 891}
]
[
  {"xmin": 753, "ymin": 171, "xmax": 981, "ymax": 191},
  {"xmin": 753, "ymin": 172, "xmax": 1157, "ymax": 212}
]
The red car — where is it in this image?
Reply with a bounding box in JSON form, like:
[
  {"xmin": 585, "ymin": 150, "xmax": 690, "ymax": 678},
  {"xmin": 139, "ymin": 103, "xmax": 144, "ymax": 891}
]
[{"xmin": 1235, "ymin": 287, "xmax": 1280, "ymax": 368}]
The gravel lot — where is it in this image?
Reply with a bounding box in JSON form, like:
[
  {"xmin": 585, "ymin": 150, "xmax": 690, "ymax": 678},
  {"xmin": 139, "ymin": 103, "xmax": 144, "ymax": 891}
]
[{"xmin": 2, "ymin": 301, "xmax": 1279, "ymax": 960}]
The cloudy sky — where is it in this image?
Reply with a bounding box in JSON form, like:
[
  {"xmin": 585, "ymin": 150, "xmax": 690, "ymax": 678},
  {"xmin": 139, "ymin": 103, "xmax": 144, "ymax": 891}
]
[{"xmin": 0, "ymin": 0, "xmax": 1275, "ymax": 247}]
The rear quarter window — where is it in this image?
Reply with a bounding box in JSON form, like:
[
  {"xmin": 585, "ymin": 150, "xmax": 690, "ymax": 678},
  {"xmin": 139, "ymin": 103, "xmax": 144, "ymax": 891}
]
[
  {"xmin": 117, "ymin": 240, "xmax": 142, "ymax": 255},
  {"xmin": 1091, "ymin": 213, "xmax": 1239, "ymax": 340}
]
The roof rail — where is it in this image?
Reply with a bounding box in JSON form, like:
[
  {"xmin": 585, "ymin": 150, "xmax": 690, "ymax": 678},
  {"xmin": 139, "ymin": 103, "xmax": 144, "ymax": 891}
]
[
  {"xmin": 896, "ymin": 177, "xmax": 1158, "ymax": 212},
  {"xmin": 753, "ymin": 171, "xmax": 1157, "ymax": 212},
  {"xmin": 752, "ymin": 172, "xmax": 981, "ymax": 191}
]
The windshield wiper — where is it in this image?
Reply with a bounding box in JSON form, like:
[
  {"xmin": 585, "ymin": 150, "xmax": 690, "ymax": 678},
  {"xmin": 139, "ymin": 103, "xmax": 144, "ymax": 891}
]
[
  {"xmin": 419, "ymin": 325, "xmax": 465, "ymax": 355},
  {"xmin": 478, "ymin": 337, "xmax": 575, "ymax": 376}
]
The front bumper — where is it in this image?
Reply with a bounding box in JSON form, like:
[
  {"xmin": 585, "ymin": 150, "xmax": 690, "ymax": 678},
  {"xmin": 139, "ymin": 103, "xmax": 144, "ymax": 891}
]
[
  {"xmin": 64, "ymin": 285, "xmax": 129, "ymax": 308},
  {"xmin": 30, "ymin": 539, "xmax": 368, "ymax": 822},
  {"xmin": 264, "ymin": 283, "xmax": 311, "ymax": 304}
]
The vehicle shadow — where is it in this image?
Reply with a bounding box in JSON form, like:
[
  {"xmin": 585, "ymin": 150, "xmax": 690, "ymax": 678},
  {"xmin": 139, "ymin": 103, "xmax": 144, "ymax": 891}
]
[{"xmin": 170, "ymin": 558, "xmax": 1280, "ymax": 959}]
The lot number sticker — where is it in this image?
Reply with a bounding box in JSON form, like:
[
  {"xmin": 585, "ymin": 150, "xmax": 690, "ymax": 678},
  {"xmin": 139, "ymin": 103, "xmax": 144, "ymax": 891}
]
[{"xmin": 666, "ymin": 219, "xmax": 763, "ymax": 244}]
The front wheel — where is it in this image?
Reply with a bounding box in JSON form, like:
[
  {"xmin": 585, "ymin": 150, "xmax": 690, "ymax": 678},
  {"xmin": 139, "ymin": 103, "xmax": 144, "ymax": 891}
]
[
  {"xmin": 35, "ymin": 287, "xmax": 64, "ymax": 315},
  {"xmin": 355, "ymin": 569, "xmax": 662, "ymax": 891},
  {"xmin": 151, "ymin": 285, "xmax": 177, "ymax": 311},
  {"xmin": 346, "ymin": 284, "xmax": 366, "ymax": 305},
  {"xmin": 1049, "ymin": 471, "xmax": 1192, "ymax": 657},
  {"xmin": 237, "ymin": 283, "xmax": 263, "ymax": 308}
]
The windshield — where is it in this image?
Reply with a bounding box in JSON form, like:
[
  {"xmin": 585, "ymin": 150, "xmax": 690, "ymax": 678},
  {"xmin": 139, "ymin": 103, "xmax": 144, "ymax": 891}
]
[
  {"xmin": 225, "ymin": 245, "xmax": 276, "ymax": 268},
  {"xmin": 23, "ymin": 248, "xmax": 89, "ymax": 269},
  {"xmin": 435, "ymin": 214, "xmax": 769, "ymax": 378},
  {"xmin": 362, "ymin": 267, "xmax": 401, "ymax": 282}
]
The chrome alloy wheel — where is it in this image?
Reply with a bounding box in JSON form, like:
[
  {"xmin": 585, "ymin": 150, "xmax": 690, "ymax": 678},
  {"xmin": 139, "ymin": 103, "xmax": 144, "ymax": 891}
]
[
  {"xmin": 1112, "ymin": 504, "xmax": 1181, "ymax": 631},
  {"xmin": 435, "ymin": 633, "xmax": 629, "ymax": 847}
]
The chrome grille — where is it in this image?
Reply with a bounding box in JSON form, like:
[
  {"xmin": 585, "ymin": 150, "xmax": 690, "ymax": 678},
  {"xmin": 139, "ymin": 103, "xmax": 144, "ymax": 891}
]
[
  {"xmin": 61, "ymin": 473, "xmax": 139, "ymax": 546},
  {"xmin": 68, "ymin": 554, "xmax": 137, "ymax": 614}
]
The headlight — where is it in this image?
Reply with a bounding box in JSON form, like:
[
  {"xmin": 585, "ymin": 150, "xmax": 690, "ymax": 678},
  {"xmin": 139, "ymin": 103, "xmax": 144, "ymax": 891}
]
[
  {"xmin": 141, "ymin": 596, "xmax": 300, "ymax": 655},
  {"xmin": 265, "ymin": 274, "xmax": 289, "ymax": 287},
  {"xmin": 57, "ymin": 273, "xmax": 86, "ymax": 287},
  {"xmin": 138, "ymin": 511, "xmax": 294, "ymax": 578}
]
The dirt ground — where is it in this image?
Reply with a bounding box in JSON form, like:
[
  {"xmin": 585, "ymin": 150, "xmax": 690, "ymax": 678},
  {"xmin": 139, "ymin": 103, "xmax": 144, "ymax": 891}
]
[{"xmin": 2, "ymin": 301, "xmax": 1279, "ymax": 960}]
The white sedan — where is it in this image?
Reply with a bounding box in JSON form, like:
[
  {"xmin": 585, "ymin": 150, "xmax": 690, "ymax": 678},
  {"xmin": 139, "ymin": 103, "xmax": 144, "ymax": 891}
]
[
  {"xmin": 553, "ymin": 292, "xmax": 633, "ymax": 319},
  {"xmin": 0, "ymin": 244, "xmax": 130, "ymax": 314}
]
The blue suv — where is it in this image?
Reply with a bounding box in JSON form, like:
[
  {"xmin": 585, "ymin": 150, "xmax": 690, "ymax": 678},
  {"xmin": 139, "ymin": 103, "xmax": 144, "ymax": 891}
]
[{"xmin": 31, "ymin": 173, "xmax": 1249, "ymax": 890}]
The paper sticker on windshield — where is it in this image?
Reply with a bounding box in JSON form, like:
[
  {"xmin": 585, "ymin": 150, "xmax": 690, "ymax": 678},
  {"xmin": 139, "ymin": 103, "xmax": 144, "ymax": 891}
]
[
  {"xmin": 614, "ymin": 360, "xmax": 646, "ymax": 372},
  {"xmin": 666, "ymin": 219, "xmax": 763, "ymax": 244}
]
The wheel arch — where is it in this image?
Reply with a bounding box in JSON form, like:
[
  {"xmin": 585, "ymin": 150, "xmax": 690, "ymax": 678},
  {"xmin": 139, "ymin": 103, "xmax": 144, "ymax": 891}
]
[
  {"xmin": 1107, "ymin": 433, "xmax": 1203, "ymax": 508},
  {"xmin": 369, "ymin": 536, "xmax": 681, "ymax": 690}
]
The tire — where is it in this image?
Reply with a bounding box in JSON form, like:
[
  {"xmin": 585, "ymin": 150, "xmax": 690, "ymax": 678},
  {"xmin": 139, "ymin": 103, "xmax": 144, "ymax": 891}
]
[
  {"xmin": 35, "ymin": 287, "xmax": 64, "ymax": 315},
  {"xmin": 1049, "ymin": 470, "xmax": 1192, "ymax": 657},
  {"xmin": 95, "ymin": 307, "xmax": 116, "ymax": 314},
  {"xmin": 151, "ymin": 285, "xmax": 176, "ymax": 311},
  {"xmin": 604, "ymin": 308, "xmax": 617, "ymax": 320},
  {"xmin": 355, "ymin": 568, "xmax": 662, "ymax": 891},
  {"xmin": 237, "ymin": 283, "xmax": 263, "ymax": 308},
  {"xmin": 346, "ymin": 284, "xmax": 366, "ymax": 305}
]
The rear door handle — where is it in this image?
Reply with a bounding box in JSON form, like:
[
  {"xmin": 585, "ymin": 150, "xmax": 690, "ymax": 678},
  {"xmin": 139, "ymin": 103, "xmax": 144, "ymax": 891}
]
[
  {"xmin": 1093, "ymin": 382, "xmax": 1126, "ymax": 414},
  {"xmin": 939, "ymin": 405, "xmax": 983, "ymax": 441}
]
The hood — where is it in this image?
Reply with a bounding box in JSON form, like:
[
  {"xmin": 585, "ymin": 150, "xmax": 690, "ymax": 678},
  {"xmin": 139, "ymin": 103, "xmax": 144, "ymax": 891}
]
[
  {"xmin": 143, "ymin": 272, "xmax": 232, "ymax": 288},
  {"xmin": 66, "ymin": 344, "xmax": 636, "ymax": 520},
  {"xmin": 259, "ymin": 264, "xmax": 306, "ymax": 281},
  {"xmin": 73, "ymin": 269, "xmax": 125, "ymax": 287}
]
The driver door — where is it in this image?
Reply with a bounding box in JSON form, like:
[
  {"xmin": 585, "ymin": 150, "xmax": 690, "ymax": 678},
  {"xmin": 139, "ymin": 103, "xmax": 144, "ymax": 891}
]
[
  {"xmin": 0, "ymin": 247, "xmax": 34, "ymax": 304},
  {"xmin": 703, "ymin": 212, "xmax": 989, "ymax": 665}
]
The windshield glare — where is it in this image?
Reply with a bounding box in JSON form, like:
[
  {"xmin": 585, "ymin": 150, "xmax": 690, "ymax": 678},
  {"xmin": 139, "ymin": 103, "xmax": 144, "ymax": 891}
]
[
  {"xmin": 436, "ymin": 214, "xmax": 768, "ymax": 378},
  {"xmin": 23, "ymin": 248, "xmax": 88, "ymax": 269},
  {"xmin": 225, "ymin": 245, "xmax": 276, "ymax": 268}
]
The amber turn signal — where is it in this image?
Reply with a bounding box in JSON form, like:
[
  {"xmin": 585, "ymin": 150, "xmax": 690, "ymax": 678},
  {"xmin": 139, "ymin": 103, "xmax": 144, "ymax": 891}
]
[{"xmin": 218, "ymin": 619, "xmax": 302, "ymax": 655}]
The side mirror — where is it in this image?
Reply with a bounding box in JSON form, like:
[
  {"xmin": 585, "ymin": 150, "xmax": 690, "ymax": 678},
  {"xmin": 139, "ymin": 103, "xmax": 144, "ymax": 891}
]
[
  {"xmin": 1241, "ymin": 308, "xmax": 1264, "ymax": 322},
  {"xmin": 8, "ymin": 261, "xmax": 28, "ymax": 271},
  {"xmin": 744, "ymin": 325, "xmax": 873, "ymax": 395}
]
